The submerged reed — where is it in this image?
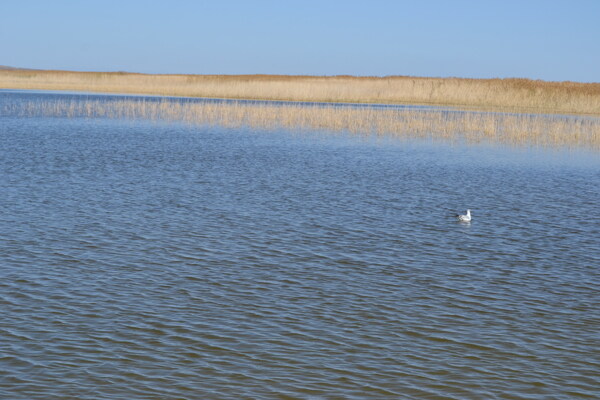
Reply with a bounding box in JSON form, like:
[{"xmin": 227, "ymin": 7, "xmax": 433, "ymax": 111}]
[{"xmin": 5, "ymin": 97, "xmax": 600, "ymax": 149}]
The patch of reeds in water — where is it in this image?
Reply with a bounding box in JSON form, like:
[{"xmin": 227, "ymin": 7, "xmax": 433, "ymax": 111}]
[
  {"xmin": 5, "ymin": 97, "xmax": 600, "ymax": 149},
  {"xmin": 2, "ymin": 69, "xmax": 600, "ymax": 115}
]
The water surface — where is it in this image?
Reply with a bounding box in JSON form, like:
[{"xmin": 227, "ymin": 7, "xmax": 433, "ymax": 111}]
[{"xmin": 1, "ymin": 92, "xmax": 599, "ymax": 399}]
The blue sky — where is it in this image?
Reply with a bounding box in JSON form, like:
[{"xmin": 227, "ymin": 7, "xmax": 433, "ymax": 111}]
[{"xmin": 1, "ymin": 0, "xmax": 599, "ymax": 82}]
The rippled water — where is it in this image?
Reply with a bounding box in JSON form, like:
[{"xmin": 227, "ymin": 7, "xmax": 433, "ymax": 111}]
[{"xmin": 1, "ymin": 92, "xmax": 599, "ymax": 399}]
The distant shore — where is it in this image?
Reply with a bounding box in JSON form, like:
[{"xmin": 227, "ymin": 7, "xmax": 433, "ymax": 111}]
[{"xmin": 1, "ymin": 68, "xmax": 599, "ymax": 115}]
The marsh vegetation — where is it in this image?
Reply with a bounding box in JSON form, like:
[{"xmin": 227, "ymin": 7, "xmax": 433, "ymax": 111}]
[
  {"xmin": 6, "ymin": 95, "xmax": 599, "ymax": 149},
  {"xmin": 2, "ymin": 69, "xmax": 600, "ymax": 115}
]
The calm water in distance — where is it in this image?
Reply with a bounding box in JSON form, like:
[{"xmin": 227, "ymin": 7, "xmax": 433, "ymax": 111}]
[{"xmin": 1, "ymin": 91, "xmax": 599, "ymax": 399}]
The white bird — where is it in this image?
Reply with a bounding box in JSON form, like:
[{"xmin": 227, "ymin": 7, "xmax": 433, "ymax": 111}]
[{"xmin": 455, "ymin": 209, "xmax": 471, "ymax": 222}]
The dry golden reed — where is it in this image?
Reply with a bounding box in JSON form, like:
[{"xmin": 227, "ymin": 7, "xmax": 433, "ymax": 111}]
[
  {"xmin": 2, "ymin": 68, "xmax": 600, "ymax": 115},
  {"xmin": 6, "ymin": 97, "xmax": 600, "ymax": 149}
]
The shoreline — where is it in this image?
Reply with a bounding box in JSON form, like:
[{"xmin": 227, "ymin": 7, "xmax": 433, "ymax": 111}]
[{"xmin": 2, "ymin": 68, "xmax": 599, "ymax": 116}]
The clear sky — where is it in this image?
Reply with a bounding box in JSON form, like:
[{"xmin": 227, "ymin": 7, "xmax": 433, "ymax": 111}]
[{"xmin": 1, "ymin": 0, "xmax": 599, "ymax": 82}]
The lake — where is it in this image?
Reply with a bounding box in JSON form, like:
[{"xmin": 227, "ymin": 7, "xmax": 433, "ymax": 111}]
[{"xmin": 1, "ymin": 91, "xmax": 599, "ymax": 399}]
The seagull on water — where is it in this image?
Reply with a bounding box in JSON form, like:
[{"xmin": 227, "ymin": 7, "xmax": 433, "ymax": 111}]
[{"xmin": 455, "ymin": 209, "xmax": 472, "ymax": 222}]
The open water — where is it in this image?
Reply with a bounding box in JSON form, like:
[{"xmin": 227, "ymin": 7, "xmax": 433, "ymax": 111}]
[{"xmin": 1, "ymin": 91, "xmax": 599, "ymax": 399}]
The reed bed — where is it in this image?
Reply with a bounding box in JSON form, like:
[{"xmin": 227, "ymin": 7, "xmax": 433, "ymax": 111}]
[
  {"xmin": 2, "ymin": 69, "xmax": 600, "ymax": 115},
  {"xmin": 5, "ymin": 97, "xmax": 600, "ymax": 149}
]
